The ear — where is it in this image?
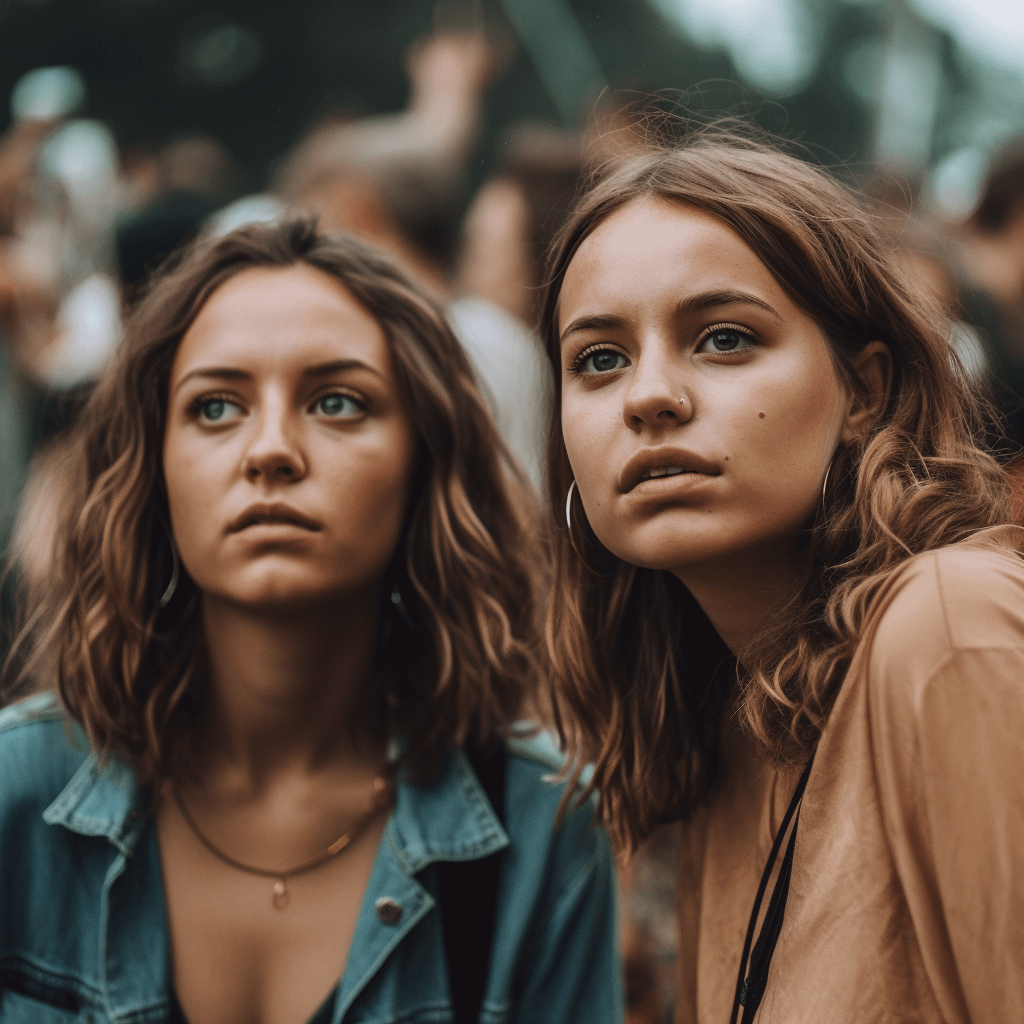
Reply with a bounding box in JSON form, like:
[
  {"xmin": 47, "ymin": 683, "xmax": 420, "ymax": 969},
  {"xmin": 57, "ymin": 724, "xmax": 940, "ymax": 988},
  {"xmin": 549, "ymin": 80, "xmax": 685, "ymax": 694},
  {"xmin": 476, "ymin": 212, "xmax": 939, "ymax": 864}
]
[{"xmin": 841, "ymin": 341, "xmax": 892, "ymax": 443}]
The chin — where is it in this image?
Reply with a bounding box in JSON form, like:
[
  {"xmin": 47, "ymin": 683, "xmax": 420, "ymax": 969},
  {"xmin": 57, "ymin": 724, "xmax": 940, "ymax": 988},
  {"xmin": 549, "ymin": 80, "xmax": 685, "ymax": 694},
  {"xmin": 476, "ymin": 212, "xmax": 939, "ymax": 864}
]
[
  {"xmin": 591, "ymin": 515, "xmax": 727, "ymax": 574},
  {"xmin": 618, "ymin": 546, "xmax": 720, "ymax": 574},
  {"xmin": 206, "ymin": 571, "xmax": 367, "ymax": 614}
]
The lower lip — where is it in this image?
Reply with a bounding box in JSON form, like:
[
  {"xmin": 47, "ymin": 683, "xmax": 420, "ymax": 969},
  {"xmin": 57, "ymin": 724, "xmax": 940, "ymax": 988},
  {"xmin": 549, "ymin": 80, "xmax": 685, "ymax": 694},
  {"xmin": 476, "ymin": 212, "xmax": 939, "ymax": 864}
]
[
  {"xmin": 234, "ymin": 521, "xmax": 320, "ymax": 534},
  {"xmin": 629, "ymin": 472, "xmax": 716, "ymax": 497}
]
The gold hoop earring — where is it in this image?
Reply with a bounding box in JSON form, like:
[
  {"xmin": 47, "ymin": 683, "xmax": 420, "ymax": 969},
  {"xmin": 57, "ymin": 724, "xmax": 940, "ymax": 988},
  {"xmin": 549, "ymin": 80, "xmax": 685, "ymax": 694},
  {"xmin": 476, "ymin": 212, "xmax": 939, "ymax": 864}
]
[{"xmin": 819, "ymin": 451, "xmax": 840, "ymax": 516}]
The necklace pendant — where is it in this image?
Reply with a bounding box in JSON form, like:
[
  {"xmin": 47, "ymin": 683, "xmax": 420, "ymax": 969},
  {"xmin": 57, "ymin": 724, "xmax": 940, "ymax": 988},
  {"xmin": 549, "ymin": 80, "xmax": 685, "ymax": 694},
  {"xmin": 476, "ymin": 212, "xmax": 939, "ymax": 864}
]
[{"xmin": 272, "ymin": 879, "xmax": 289, "ymax": 910}]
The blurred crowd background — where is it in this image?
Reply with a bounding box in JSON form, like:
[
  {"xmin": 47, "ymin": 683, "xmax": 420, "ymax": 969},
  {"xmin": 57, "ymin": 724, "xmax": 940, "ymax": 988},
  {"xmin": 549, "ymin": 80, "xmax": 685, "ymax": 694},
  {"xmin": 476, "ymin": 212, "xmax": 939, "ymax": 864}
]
[{"xmin": 1, "ymin": 0, "xmax": 1022, "ymax": 1021}]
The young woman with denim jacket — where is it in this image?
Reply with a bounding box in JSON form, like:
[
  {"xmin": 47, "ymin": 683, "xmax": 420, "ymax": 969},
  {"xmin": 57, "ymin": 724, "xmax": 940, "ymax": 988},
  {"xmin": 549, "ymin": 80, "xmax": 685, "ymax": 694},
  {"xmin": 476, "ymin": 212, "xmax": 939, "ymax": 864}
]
[{"xmin": 0, "ymin": 219, "xmax": 621, "ymax": 1024}]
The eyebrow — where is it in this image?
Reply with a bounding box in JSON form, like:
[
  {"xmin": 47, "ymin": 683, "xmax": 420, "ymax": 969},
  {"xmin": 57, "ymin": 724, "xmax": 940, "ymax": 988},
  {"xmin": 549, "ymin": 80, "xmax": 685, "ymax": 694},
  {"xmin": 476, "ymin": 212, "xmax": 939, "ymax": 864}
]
[
  {"xmin": 173, "ymin": 359, "xmax": 383, "ymax": 395},
  {"xmin": 558, "ymin": 289, "xmax": 782, "ymax": 345},
  {"xmin": 676, "ymin": 289, "xmax": 781, "ymax": 321}
]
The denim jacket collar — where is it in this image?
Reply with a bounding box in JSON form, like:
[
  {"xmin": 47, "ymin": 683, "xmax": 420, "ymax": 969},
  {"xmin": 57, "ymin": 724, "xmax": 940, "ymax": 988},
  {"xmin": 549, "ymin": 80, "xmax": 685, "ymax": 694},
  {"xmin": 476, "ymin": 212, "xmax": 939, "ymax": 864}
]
[
  {"xmin": 39, "ymin": 737, "xmax": 509, "ymax": 1023},
  {"xmin": 387, "ymin": 746, "xmax": 509, "ymax": 871},
  {"xmin": 335, "ymin": 747, "xmax": 509, "ymax": 1021},
  {"xmin": 42, "ymin": 748, "xmax": 148, "ymax": 856},
  {"xmin": 42, "ymin": 742, "xmax": 509, "ymax": 866}
]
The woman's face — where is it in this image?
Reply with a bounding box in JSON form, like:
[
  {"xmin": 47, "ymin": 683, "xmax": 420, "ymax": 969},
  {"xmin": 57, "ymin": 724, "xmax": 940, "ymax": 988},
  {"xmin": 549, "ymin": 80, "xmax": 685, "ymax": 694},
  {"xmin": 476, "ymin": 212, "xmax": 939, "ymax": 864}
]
[
  {"xmin": 163, "ymin": 264, "xmax": 418, "ymax": 611},
  {"xmin": 558, "ymin": 196, "xmax": 856, "ymax": 578}
]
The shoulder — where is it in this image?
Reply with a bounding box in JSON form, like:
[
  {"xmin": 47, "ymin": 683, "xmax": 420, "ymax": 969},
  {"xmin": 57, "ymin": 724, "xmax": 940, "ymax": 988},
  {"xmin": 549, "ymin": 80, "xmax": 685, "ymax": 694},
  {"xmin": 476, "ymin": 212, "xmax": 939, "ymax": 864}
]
[
  {"xmin": 0, "ymin": 691, "xmax": 92, "ymax": 812},
  {"xmin": 861, "ymin": 539, "xmax": 1024, "ymax": 755},
  {"xmin": 502, "ymin": 726, "xmax": 610, "ymax": 884},
  {"xmin": 447, "ymin": 297, "xmax": 550, "ymax": 385},
  {"xmin": 866, "ymin": 539, "xmax": 1024, "ymax": 677},
  {"xmin": 506, "ymin": 724, "xmax": 568, "ymax": 774},
  {"xmin": 504, "ymin": 724, "xmax": 593, "ymax": 817}
]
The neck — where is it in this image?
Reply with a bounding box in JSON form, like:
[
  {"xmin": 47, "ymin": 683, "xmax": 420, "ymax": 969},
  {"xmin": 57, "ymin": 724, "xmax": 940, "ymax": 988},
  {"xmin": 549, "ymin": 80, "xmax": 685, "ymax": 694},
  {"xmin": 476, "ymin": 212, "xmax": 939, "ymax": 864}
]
[
  {"xmin": 193, "ymin": 590, "xmax": 387, "ymax": 789},
  {"xmin": 673, "ymin": 539, "xmax": 808, "ymax": 657}
]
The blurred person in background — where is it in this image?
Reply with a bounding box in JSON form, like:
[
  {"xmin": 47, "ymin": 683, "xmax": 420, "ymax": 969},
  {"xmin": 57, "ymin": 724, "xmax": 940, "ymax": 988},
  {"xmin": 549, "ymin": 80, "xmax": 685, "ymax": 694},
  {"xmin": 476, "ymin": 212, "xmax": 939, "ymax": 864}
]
[
  {"xmin": 0, "ymin": 219, "xmax": 621, "ymax": 1024},
  {"xmin": 0, "ymin": 66, "xmax": 123, "ymax": 455},
  {"xmin": 949, "ymin": 142, "xmax": 1024, "ymax": 448},
  {"xmin": 543, "ymin": 131, "xmax": 1024, "ymax": 1024},
  {"xmin": 450, "ymin": 123, "xmax": 583, "ymax": 494},
  {"xmin": 264, "ymin": 26, "xmax": 556, "ymax": 495},
  {"xmin": 116, "ymin": 133, "xmax": 241, "ymax": 301},
  {"xmin": 0, "ymin": 66, "xmax": 93, "ymax": 629}
]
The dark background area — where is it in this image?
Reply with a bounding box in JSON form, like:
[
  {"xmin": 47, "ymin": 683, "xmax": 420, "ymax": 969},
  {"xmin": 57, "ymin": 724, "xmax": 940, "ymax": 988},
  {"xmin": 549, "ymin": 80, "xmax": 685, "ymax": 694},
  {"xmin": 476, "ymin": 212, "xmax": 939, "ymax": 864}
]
[{"xmin": 0, "ymin": 0, "xmax": 897, "ymax": 193}]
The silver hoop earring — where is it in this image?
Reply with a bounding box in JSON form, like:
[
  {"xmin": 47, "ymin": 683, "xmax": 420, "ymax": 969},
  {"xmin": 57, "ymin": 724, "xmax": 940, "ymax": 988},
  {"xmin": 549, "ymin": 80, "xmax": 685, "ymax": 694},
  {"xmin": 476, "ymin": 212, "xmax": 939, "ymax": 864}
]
[
  {"xmin": 564, "ymin": 479, "xmax": 606, "ymax": 573},
  {"xmin": 159, "ymin": 540, "xmax": 180, "ymax": 609}
]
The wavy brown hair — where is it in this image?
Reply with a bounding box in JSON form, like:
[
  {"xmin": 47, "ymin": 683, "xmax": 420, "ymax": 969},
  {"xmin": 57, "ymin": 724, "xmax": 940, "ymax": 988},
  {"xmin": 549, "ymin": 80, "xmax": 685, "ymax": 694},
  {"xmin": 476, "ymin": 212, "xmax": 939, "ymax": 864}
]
[
  {"xmin": 4, "ymin": 217, "xmax": 542, "ymax": 786},
  {"xmin": 542, "ymin": 133, "xmax": 1017, "ymax": 853}
]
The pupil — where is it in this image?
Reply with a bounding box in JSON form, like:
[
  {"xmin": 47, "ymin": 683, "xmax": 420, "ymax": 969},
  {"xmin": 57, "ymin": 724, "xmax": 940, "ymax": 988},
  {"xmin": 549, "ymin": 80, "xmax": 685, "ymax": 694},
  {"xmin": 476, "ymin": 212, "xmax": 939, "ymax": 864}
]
[
  {"xmin": 714, "ymin": 332, "xmax": 739, "ymax": 351},
  {"xmin": 323, "ymin": 395, "xmax": 344, "ymax": 414},
  {"xmin": 594, "ymin": 353, "xmax": 617, "ymax": 371},
  {"xmin": 206, "ymin": 400, "xmax": 224, "ymax": 420}
]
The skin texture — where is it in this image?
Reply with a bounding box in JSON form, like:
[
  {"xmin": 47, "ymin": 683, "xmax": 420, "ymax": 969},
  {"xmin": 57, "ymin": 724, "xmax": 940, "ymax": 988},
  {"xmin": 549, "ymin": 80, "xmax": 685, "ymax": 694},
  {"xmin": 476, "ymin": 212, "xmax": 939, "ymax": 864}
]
[
  {"xmin": 158, "ymin": 265, "xmax": 418, "ymax": 1024},
  {"xmin": 164, "ymin": 264, "xmax": 417, "ymax": 614},
  {"xmin": 559, "ymin": 197, "xmax": 889, "ymax": 651}
]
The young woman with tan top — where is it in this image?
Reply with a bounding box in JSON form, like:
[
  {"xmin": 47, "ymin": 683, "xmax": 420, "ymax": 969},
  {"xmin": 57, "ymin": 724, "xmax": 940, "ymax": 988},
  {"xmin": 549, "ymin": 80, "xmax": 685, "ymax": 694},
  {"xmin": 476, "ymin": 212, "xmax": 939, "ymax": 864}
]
[{"xmin": 542, "ymin": 134, "xmax": 1024, "ymax": 1023}]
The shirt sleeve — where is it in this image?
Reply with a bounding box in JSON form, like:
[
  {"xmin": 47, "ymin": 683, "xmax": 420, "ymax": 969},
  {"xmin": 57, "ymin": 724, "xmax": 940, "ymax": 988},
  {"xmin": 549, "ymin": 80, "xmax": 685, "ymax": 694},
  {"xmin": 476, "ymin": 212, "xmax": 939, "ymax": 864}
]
[
  {"xmin": 508, "ymin": 816, "xmax": 624, "ymax": 1024},
  {"xmin": 868, "ymin": 551, "xmax": 1024, "ymax": 1024}
]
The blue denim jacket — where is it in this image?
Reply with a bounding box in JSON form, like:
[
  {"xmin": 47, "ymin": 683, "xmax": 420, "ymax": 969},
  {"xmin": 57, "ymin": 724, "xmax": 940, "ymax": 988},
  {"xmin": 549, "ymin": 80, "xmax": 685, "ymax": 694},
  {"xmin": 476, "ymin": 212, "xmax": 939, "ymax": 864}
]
[{"xmin": 0, "ymin": 693, "xmax": 622, "ymax": 1023}]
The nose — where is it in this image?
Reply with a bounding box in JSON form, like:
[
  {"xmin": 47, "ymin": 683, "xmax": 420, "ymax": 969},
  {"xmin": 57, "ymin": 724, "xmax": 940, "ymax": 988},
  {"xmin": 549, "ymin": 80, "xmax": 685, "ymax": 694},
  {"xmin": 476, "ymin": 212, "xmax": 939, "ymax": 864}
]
[
  {"xmin": 622, "ymin": 348, "xmax": 694, "ymax": 433},
  {"xmin": 241, "ymin": 401, "xmax": 307, "ymax": 484}
]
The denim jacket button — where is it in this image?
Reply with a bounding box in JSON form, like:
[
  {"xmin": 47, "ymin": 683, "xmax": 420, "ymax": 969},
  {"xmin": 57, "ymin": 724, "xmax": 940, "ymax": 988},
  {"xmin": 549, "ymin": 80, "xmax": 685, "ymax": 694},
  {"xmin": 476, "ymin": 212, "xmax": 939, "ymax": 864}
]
[{"xmin": 375, "ymin": 897, "xmax": 402, "ymax": 924}]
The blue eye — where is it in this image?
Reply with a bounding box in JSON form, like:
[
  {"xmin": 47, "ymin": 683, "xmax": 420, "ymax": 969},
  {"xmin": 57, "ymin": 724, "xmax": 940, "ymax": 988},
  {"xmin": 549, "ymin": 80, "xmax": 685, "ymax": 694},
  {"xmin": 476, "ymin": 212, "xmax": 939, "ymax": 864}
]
[
  {"xmin": 198, "ymin": 398, "xmax": 243, "ymax": 423},
  {"xmin": 579, "ymin": 350, "xmax": 628, "ymax": 374},
  {"xmin": 315, "ymin": 393, "xmax": 363, "ymax": 418},
  {"xmin": 699, "ymin": 327, "xmax": 754, "ymax": 354}
]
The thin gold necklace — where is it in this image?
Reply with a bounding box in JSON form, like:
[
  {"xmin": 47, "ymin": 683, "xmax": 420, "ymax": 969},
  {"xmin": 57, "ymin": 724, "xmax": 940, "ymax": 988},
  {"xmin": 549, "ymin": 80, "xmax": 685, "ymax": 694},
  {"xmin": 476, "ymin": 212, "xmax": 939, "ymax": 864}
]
[{"xmin": 171, "ymin": 777, "xmax": 393, "ymax": 910}]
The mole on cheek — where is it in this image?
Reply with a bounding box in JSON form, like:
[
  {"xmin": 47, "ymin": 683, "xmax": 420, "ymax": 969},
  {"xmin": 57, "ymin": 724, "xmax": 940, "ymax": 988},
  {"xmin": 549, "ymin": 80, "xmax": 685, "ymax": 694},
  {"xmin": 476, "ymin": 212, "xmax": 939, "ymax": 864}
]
[{"xmin": 759, "ymin": 412, "xmax": 766, "ymax": 419}]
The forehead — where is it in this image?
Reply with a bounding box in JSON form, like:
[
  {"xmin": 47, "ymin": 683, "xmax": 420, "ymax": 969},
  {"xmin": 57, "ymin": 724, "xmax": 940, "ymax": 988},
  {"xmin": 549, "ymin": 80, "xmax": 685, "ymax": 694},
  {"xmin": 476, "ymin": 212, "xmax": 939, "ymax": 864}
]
[
  {"xmin": 559, "ymin": 196, "xmax": 797, "ymax": 328},
  {"xmin": 171, "ymin": 264, "xmax": 392, "ymax": 379}
]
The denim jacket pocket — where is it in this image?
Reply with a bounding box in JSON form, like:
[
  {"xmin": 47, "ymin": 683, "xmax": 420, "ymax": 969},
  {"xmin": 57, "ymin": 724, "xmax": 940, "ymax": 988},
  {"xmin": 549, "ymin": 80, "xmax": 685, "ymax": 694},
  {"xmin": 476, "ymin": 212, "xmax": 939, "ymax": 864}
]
[{"xmin": 0, "ymin": 967, "xmax": 98, "ymax": 1024}]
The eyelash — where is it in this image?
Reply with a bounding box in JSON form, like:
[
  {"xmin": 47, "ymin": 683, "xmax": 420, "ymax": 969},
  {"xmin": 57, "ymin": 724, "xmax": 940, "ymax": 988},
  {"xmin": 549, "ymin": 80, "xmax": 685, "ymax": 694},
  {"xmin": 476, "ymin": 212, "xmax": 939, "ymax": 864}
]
[
  {"xmin": 185, "ymin": 389, "xmax": 368, "ymax": 419},
  {"xmin": 187, "ymin": 391, "xmax": 240, "ymax": 417},
  {"xmin": 310, "ymin": 389, "xmax": 367, "ymax": 416},
  {"xmin": 568, "ymin": 344, "xmax": 618, "ymax": 376},
  {"xmin": 697, "ymin": 322, "xmax": 758, "ymax": 349},
  {"xmin": 568, "ymin": 322, "xmax": 759, "ymax": 376}
]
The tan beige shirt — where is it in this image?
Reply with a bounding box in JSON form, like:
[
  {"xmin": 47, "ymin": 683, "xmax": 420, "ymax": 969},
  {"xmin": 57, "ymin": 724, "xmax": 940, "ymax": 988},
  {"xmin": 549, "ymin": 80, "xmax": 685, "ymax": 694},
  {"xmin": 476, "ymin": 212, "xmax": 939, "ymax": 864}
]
[{"xmin": 676, "ymin": 541, "xmax": 1024, "ymax": 1023}]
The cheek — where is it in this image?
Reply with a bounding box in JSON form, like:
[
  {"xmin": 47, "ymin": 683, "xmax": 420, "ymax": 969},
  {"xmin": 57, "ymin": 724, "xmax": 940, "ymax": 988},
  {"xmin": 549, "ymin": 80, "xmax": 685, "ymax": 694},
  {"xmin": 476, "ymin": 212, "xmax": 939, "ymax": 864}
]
[
  {"xmin": 737, "ymin": 359, "xmax": 847, "ymax": 496},
  {"xmin": 162, "ymin": 440, "xmax": 223, "ymax": 572},
  {"xmin": 561, "ymin": 387, "xmax": 612, "ymax": 486},
  {"xmin": 322, "ymin": 429, "xmax": 418, "ymax": 557}
]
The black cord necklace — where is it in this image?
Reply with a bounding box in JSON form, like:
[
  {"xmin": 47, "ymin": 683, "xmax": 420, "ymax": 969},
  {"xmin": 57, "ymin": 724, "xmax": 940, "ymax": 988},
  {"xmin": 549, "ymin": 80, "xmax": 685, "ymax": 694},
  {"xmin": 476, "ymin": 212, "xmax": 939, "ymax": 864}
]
[{"xmin": 729, "ymin": 754, "xmax": 815, "ymax": 1024}]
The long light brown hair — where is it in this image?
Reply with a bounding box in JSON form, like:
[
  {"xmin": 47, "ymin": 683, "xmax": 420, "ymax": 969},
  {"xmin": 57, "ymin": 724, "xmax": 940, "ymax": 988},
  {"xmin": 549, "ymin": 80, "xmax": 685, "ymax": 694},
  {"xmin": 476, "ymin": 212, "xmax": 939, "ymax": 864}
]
[
  {"xmin": 542, "ymin": 133, "xmax": 1015, "ymax": 853},
  {"xmin": 4, "ymin": 218, "xmax": 542, "ymax": 785}
]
